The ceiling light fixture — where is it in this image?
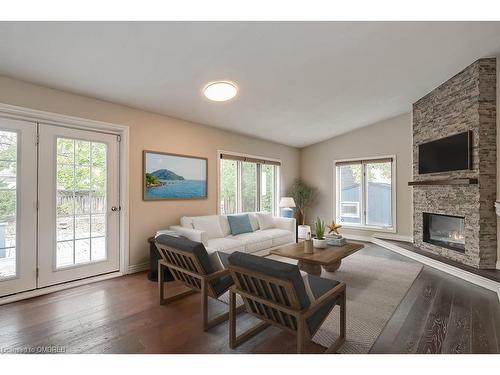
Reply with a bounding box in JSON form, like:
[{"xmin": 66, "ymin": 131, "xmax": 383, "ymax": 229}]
[{"xmin": 203, "ymin": 81, "xmax": 238, "ymax": 102}]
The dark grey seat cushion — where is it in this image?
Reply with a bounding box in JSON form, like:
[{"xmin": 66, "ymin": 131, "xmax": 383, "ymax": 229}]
[
  {"xmin": 304, "ymin": 274, "xmax": 341, "ymax": 335},
  {"xmin": 155, "ymin": 235, "xmax": 233, "ymax": 297},
  {"xmin": 217, "ymin": 251, "xmax": 231, "ymax": 268},
  {"xmin": 228, "ymin": 252, "xmax": 310, "ymax": 310}
]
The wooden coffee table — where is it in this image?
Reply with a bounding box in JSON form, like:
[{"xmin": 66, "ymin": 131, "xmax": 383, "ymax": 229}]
[{"xmin": 269, "ymin": 241, "xmax": 364, "ymax": 276}]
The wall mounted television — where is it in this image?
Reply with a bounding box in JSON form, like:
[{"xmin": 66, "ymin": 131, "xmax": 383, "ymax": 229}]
[{"xmin": 418, "ymin": 131, "xmax": 472, "ymax": 174}]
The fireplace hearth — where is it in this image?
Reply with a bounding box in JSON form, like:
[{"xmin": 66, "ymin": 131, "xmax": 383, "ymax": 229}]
[{"xmin": 423, "ymin": 213, "xmax": 465, "ymax": 253}]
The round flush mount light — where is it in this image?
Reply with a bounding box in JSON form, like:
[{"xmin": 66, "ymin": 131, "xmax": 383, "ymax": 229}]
[{"xmin": 203, "ymin": 81, "xmax": 238, "ymax": 101}]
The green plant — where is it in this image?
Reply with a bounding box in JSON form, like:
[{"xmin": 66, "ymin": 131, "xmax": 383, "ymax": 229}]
[
  {"xmin": 314, "ymin": 217, "xmax": 325, "ymax": 240},
  {"xmin": 287, "ymin": 179, "xmax": 317, "ymax": 225}
]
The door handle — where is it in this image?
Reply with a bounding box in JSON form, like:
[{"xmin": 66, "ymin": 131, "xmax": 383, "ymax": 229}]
[{"xmin": 111, "ymin": 206, "xmax": 121, "ymax": 212}]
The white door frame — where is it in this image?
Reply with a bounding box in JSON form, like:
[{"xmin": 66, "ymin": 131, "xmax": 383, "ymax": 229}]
[{"xmin": 0, "ymin": 103, "xmax": 130, "ymax": 301}]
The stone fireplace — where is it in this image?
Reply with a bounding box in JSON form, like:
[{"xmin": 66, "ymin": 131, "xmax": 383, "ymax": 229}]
[{"xmin": 412, "ymin": 58, "xmax": 497, "ymax": 269}]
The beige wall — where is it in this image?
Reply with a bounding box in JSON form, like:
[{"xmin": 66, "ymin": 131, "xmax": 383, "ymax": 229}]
[
  {"xmin": 300, "ymin": 113, "xmax": 413, "ymax": 239},
  {"xmin": 0, "ymin": 75, "xmax": 300, "ymax": 268}
]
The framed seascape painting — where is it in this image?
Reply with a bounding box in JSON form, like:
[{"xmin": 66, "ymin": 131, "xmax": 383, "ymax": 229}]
[{"xmin": 143, "ymin": 151, "xmax": 208, "ymax": 200}]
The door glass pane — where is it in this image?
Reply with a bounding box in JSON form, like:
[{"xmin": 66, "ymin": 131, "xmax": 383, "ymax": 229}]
[
  {"xmin": 219, "ymin": 159, "xmax": 237, "ymax": 214},
  {"xmin": 0, "ymin": 130, "xmax": 17, "ymax": 279},
  {"xmin": 56, "ymin": 241, "xmax": 74, "ymax": 268},
  {"xmin": 241, "ymin": 162, "xmax": 257, "ymax": 212},
  {"xmin": 56, "ymin": 138, "xmax": 107, "ymax": 269},
  {"xmin": 75, "ymin": 239, "xmax": 90, "ymax": 264},
  {"xmin": 338, "ymin": 164, "xmax": 362, "ymax": 225},
  {"xmin": 91, "ymin": 237, "xmax": 106, "ymax": 262},
  {"xmin": 260, "ymin": 164, "xmax": 275, "ymax": 213},
  {"xmin": 366, "ymin": 161, "xmax": 392, "ymax": 227}
]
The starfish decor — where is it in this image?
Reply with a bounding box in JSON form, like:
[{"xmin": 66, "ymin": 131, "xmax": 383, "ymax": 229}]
[{"xmin": 327, "ymin": 221, "xmax": 342, "ymax": 235}]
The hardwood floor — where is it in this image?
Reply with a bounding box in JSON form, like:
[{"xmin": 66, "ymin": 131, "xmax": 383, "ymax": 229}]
[{"xmin": 0, "ymin": 245, "xmax": 499, "ymax": 354}]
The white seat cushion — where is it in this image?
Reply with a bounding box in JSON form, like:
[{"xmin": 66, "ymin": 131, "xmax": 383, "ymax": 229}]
[
  {"xmin": 261, "ymin": 228, "xmax": 295, "ymax": 247},
  {"xmin": 206, "ymin": 238, "xmax": 245, "ymax": 254},
  {"xmin": 230, "ymin": 230, "xmax": 273, "ymax": 253},
  {"xmin": 192, "ymin": 215, "xmax": 224, "ymax": 239}
]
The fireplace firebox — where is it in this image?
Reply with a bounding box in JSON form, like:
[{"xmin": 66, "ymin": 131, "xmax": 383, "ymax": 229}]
[{"xmin": 422, "ymin": 213, "xmax": 465, "ymax": 253}]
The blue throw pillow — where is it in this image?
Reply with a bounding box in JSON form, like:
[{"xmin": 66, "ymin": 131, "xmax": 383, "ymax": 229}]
[{"xmin": 227, "ymin": 214, "xmax": 253, "ymax": 235}]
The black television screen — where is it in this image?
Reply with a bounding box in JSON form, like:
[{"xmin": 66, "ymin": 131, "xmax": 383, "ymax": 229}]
[{"xmin": 418, "ymin": 131, "xmax": 471, "ymax": 174}]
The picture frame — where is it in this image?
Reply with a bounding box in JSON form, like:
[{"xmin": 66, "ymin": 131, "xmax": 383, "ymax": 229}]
[{"xmin": 143, "ymin": 150, "xmax": 208, "ymax": 201}]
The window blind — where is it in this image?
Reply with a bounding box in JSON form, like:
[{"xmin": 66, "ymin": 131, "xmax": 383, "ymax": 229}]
[
  {"xmin": 335, "ymin": 157, "xmax": 393, "ymax": 166},
  {"xmin": 220, "ymin": 153, "xmax": 281, "ymax": 166}
]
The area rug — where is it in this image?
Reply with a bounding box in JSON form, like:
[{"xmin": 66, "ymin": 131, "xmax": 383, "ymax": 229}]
[{"xmin": 219, "ymin": 244, "xmax": 423, "ymax": 353}]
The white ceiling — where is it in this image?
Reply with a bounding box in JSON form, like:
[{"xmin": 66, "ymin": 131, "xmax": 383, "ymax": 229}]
[{"xmin": 1, "ymin": 22, "xmax": 500, "ymax": 147}]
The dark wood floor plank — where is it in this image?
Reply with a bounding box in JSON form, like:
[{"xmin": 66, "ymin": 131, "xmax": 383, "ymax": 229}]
[
  {"xmin": 441, "ymin": 291, "xmax": 471, "ymax": 354},
  {"xmin": 416, "ymin": 283, "xmax": 453, "ymax": 353},
  {"xmin": 492, "ymin": 297, "xmax": 500, "ymax": 350},
  {"xmin": 388, "ymin": 271, "xmax": 442, "ymax": 353},
  {"xmin": 470, "ymin": 294, "xmax": 499, "ymax": 353}
]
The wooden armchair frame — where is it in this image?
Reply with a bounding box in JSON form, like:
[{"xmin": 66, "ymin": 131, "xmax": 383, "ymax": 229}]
[
  {"xmin": 156, "ymin": 242, "xmax": 244, "ymax": 331},
  {"xmin": 228, "ymin": 265, "xmax": 346, "ymax": 353}
]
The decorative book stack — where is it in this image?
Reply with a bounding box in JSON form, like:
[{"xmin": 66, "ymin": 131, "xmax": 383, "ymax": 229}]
[{"xmin": 325, "ymin": 233, "xmax": 346, "ymax": 246}]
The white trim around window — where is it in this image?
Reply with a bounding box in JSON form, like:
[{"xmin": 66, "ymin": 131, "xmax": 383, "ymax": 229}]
[
  {"xmin": 334, "ymin": 154, "xmax": 397, "ymax": 233},
  {"xmin": 217, "ymin": 150, "xmax": 281, "ymax": 216}
]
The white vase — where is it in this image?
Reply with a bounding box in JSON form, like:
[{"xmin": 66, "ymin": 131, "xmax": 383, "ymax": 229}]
[
  {"xmin": 297, "ymin": 225, "xmax": 311, "ymax": 239},
  {"xmin": 312, "ymin": 238, "xmax": 328, "ymax": 248}
]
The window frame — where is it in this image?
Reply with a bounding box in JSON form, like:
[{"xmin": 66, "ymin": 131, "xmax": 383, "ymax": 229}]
[
  {"xmin": 217, "ymin": 150, "xmax": 281, "ymax": 216},
  {"xmin": 334, "ymin": 155, "xmax": 396, "ymax": 233},
  {"xmin": 340, "ymin": 201, "xmax": 360, "ymax": 218}
]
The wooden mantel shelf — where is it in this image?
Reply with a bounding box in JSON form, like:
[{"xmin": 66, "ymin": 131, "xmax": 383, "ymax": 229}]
[{"xmin": 408, "ymin": 178, "xmax": 478, "ymax": 186}]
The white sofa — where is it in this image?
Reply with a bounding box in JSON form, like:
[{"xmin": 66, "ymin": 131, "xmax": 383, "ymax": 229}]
[{"xmin": 169, "ymin": 212, "xmax": 296, "ymax": 256}]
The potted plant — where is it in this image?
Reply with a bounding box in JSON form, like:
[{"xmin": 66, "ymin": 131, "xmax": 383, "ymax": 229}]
[
  {"xmin": 287, "ymin": 179, "xmax": 317, "ymax": 239},
  {"xmin": 313, "ymin": 217, "xmax": 327, "ymax": 248}
]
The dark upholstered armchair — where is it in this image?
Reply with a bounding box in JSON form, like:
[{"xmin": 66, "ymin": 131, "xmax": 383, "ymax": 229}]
[
  {"xmin": 155, "ymin": 235, "xmax": 243, "ymax": 331},
  {"xmin": 227, "ymin": 251, "xmax": 346, "ymax": 353}
]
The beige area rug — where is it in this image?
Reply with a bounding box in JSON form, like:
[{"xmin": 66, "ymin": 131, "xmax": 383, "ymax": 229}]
[{"xmin": 219, "ymin": 245, "xmax": 423, "ymax": 353}]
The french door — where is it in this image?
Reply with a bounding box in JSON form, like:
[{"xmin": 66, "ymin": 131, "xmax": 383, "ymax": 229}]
[
  {"xmin": 38, "ymin": 124, "xmax": 120, "ymax": 287},
  {"xmin": 0, "ymin": 118, "xmax": 37, "ymax": 296},
  {"xmin": 0, "ymin": 120, "xmax": 120, "ymax": 297}
]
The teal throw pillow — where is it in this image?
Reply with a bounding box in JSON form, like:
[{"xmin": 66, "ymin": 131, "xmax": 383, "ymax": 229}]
[{"xmin": 227, "ymin": 214, "xmax": 253, "ymax": 235}]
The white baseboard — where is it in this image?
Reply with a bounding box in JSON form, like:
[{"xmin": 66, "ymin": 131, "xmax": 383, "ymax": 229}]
[
  {"xmin": 128, "ymin": 262, "xmax": 149, "ymax": 274},
  {"xmin": 343, "ymin": 232, "xmax": 413, "ymax": 243},
  {"xmin": 372, "ymin": 233, "xmax": 413, "ymax": 243},
  {"xmin": 342, "ymin": 233, "xmax": 372, "ymax": 242},
  {"xmin": 372, "ymin": 237, "xmax": 500, "ymax": 302},
  {"xmin": 0, "ymin": 272, "xmax": 123, "ymax": 306}
]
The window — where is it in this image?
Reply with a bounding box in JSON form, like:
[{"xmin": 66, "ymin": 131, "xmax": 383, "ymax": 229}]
[
  {"xmin": 219, "ymin": 152, "xmax": 280, "ymax": 215},
  {"xmin": 336, "ymin": 157, "xmax": 395, "ymax": 231}
]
